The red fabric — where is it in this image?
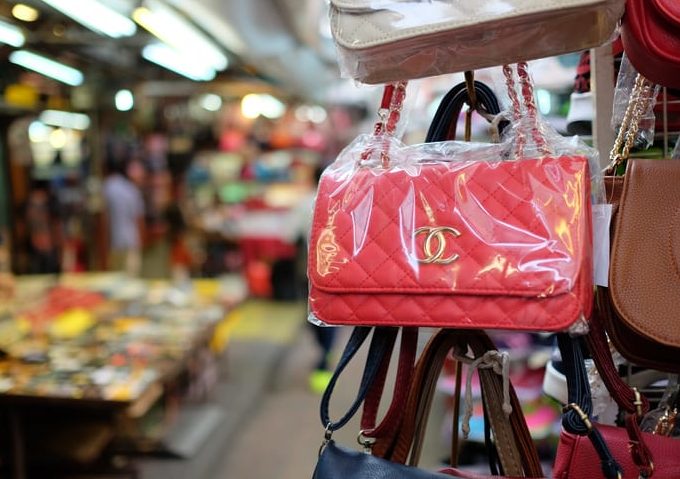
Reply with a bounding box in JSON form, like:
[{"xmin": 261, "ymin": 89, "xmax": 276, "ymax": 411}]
[
  {"xmin": 308, "ymin": 156, "xmax": 593, "ymax": 329},
  {"xmin": 622, "ymin": 0, "xmax": 680, "ymax": 89},
  {"xmin": 553, "ymin": 425, "xmax": 680, "ymax": 478}
]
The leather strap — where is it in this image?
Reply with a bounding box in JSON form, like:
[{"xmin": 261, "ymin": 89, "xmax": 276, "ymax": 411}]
[
  {"xmin": 389, "ymin": 330, "xmax": 543, "ymax": 477},
  {"xmin": 557, "ymin": 334, "xmax": 622, "ymax": 479},
  {"xmin": 320, "ymin": 327, "xmax": 396, "ymax": 432},
  {"xmin": 361, "ymin": 328, "xmax": 418, "ymax": 455},
  {"xmin": 586, "ymin": 296, "xmax": 650, "ymax": 416},
  {"xmin": 425, "ymin": 80, "xmax": 505, "ymax": 143},
  {"xmin": 587, "ymin": 296, "xmax": 655, "ymax": 476}
]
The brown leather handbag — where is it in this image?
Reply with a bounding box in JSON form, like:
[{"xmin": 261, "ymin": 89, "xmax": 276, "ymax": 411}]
[{"xmin": 601, "ymin": 73, "xmax": 680, "ymax": 373}]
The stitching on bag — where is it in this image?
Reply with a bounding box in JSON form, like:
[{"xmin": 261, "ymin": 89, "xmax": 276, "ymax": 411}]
[
  {"xmin": 310, "ymin": 283, "xmax": 582, "ymax": 330},
  {"xmin": 331, "ymin": 1, "xmax": 606, "ymax": 48},
  {"xmin": 310, "ymin": 160, "xmax": 586, "ymax": 296},
  {"xmin": 669, "ymin": 208, "xmax": 680, "ymax": 283}
]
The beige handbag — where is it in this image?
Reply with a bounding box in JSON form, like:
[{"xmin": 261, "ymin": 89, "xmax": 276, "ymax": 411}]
[{"xmin": 330, "ymin": 0, "xmax": 625, "ymax": 84}]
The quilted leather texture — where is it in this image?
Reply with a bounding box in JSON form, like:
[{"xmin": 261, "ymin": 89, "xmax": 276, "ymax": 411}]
[
  {"xmin": 609, "ymin": 160, "xmax": 680, "ymax": 348},
  {"xmin": 622, "ymin": 0, "xmax": 680, "ymax": 88},
  {"xmin": 331, "ymin": 0, "xmax": 623, "ymax": 83},
  {"xmin": 553, "ymin": 425, "xmax": 680, "ymax": 478},
  {"xmin": 309, "ymin": 157, "xmax": 593, "ymax": 330}
]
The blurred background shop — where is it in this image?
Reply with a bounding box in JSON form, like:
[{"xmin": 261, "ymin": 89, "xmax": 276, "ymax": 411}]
[{"xmin": 0, "ymin": 1, "xmax": 676, "ymax": 479}]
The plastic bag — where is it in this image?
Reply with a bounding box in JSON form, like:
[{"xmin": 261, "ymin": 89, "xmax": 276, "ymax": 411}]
[
  {"xmin": 330, "ymin": 0, "xmax": 624, "ymax": 84},
  {"xmin": 612, "ymin": 54, "xmax": 660, "ymax": 150}
]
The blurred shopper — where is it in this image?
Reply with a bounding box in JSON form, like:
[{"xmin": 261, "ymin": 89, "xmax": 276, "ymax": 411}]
[
  {"xmin": 25, "ymin": 180, "xmax": 61, "ymax": 274},
  {"xmin": 103, "ymin": 159, "xmax": 145, "ymax": 276},
  {"xmin": 287, "ymin": 165, "xmax": 337, "ymax": 393}
]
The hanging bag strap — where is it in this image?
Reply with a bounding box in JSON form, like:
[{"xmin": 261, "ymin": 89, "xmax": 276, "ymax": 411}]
[
  {"xmin": 389, "ymin": 330, "xmax": 544, "ymax": 478},
  {"xmin": 556, "ymin": 334, "xmax": 623, "ymax": 479}
]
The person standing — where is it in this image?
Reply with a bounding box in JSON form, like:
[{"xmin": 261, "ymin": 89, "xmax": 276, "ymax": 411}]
[{"xmin": 103, "ymin": 159, "xmax": 145, "ymax": 276}]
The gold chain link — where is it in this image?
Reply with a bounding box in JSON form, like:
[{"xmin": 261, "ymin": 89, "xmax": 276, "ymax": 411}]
[{"xmin": 608, "ymin": 74, "xmax": 655, "ymax": 171}]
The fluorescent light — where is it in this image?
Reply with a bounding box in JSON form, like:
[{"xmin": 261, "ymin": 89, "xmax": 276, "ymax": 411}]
[
  {"xmin": 0, "ymin": 19, "xmax": 25, "ymax": 47},
  {"xmin": 12, "ymin": 4, "xmax": 40, "ymax": 23},
  {"xmin": 38, "ymin": 0, "xmax": 136, "ymax": 38},
  {"xmin": 10, "ymin": 51, "xmax": 83, "ymax": 86},
  {"xmin": 142, "ymin": 43, "xmax": 215, "ymax": 82},
  {"xmin": 115, "ymin": 89, "xmax": 134, "ymax": 111},
  {"xmin": 199, "ymin": 93, "xmax": 222, "ymax": 112},
  {"xmin": 133, "ymin": 0, "xmax": 228, "ymax": 71},
  {"xmin": 164, "ymin": 0, "xmax": 247, "ymax": 55},
  {"xmin": 40, "ymin": 110, "xmax": 90, "ymax": 130}
]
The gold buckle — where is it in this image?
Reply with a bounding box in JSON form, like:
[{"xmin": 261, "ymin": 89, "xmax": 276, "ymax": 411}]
[{"xmin": 562, "ymin": 403, "xmax": 593, "ymax": 431}]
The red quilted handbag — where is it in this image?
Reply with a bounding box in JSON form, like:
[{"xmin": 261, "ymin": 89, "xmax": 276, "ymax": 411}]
[
  {"xmin": 308, "ymin": 64, "xmax": 594, "ymax": 329},
  {"xmin": 621, "ymin": 0, "xmax": 680, "ymax": 88}
]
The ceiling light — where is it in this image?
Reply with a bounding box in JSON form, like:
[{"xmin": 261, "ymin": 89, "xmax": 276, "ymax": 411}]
[
  {"xmin": 142, "ymin": 43, "xmax": 215, "ymax": 82},
  {"xmin": 9, "ymin": 50, "xmax": 83, "ymax": 86},
  {"xmin": 309, "ymin": 106, "xmax": 327, "ymax": 124},
  {"xmin": 133, "ymin": 0, "xmax": 228, "ymax": 71},
  {"xmin": 0, "ymin": 19, "xmax": 25, "ymax": 47},
  {"xmin": 199, "ymin": 93, "xmax": 222, "ymax": 112},
  {"xmin": 49, "ymin": 128, "xmax": 67, "ymax": 150},
  {"xmin": 12, "ymin": 4, "xmax": 39, "ymax": 23},
  {"xmin": 38, "ymin": 0, "xmax": 136, "ymax": 38},
  {"xmin": 241, "ymin": 94, "xmax": 286, "ymax": 120},
  {"xmin": 163, "ymin": 0, "xmax": 247, "ymax": 55},
  {"xmin": 115, "ymin": 89, "xmax": 134, "ymax": 111},
  {"xmin": 40, "ymin": 110, "xmax": 90, "ymax": 130}
]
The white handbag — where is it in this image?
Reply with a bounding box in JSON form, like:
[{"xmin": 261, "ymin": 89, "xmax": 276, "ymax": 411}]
[{"xmin": 330, "ymin": 0, "xmax": 625, "ymax": 84}]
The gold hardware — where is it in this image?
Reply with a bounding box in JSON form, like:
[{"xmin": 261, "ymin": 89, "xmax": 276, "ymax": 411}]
[
  {"xmin": 563, "ymin": 403, "xmax": 593, "ymax": 431},
  {"xmin": 607, "ymin": 74, "xmax": 655, "ymax": 173},
  {"xmin": 633, "ymin": 387, "xmax": 643, "ymax": 418},
  {"xmin": 414, "ymin": 226, "xmax": 461, "ymax": 265}
]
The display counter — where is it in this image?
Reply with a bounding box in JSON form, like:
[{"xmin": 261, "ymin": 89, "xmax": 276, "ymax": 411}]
[{"xmin": 0, "ymin": 272, "xmax": 247, "ymax": 478}]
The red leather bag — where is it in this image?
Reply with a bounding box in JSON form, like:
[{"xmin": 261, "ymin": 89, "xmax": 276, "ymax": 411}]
[
  {"xmin": 621, "ymin": 0, "xmax": 680, "ymax": 88},
  {"xmin": 554, "ymin": 424, "xmax": 680, "ymax": 479},
  {"xmin": 308, "ymin": 65, "xmax": 593, "ymax": 329}
]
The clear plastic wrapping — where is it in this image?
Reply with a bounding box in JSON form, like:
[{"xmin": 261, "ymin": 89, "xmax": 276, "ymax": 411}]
[
  {"xmin": 330, "ymin": 0, "xmax": 624, "ymax": 84},
  {"xmin": 612, "ymin": 54, "xmax": 661, "ymax": 150},
  {"xmin": 307, "ymin": 113, "xmax": 600, "ymax": 328}
]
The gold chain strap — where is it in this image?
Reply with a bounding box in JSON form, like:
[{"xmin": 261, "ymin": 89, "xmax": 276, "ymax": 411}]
[{"xmin": 607, "ymin": 74, "xmax": 655, "ymax": 172}]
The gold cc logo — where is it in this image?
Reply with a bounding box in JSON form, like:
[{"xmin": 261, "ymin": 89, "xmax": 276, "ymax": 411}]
[{"xmin": 414, "ymin": 226, "xmax": 461, "ymax": 264}]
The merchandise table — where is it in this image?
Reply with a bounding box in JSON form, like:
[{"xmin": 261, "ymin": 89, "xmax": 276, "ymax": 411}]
[{"xmin": 0, "ymin": 273, "xmax": 246, "ymax": 479}]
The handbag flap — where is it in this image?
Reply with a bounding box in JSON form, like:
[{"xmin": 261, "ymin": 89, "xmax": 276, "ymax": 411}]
[
  {"xmin": 309, "ymin": 156, "xmax": 591, "ymax": 299},
  {"xmin": 330, "ymin": 0, "xmax": 612, "ymax": 49},
  {"xmin": 610, "ymin": 160, "xmax": 680, "ymax": 348},
  {"xmin": 652, "ymin": 0, "xmax": 680, "ymax": 24}
]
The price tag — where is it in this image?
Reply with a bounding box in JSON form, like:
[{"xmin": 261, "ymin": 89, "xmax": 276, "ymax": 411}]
[{"xmin": 592, "ymin": 204, "xmax": 613, "ymax": 287}]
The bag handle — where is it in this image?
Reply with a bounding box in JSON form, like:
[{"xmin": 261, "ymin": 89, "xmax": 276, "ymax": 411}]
[
  {"xmin": 556, "ymin": 334, "xmax": 623, "ymax": 479},
  {"xmin": 388, "ymin": 330, "xmax": 544, "ymax": 478},
  {"xmin": 502, "ymin": 63, "xmax": 552, "ymax": 159},
  {"xmin": 364, "ymin": 63, "xmax": 550, "ymax": 168},
  {"xmin": 319, "ymin": 327, "xmax": 394, "ymax": 433},
  {"xmin": 586, "ymin": 298, "xmax": 655, "ymax": 478},
  {"xmin": 359, "ymin": 327, "xmax": 418, "ymax": 452},
  {"xmin": 319, "ymin": 327, "xmax": 418, "ymax": 452},
  {"xmin": 424, "ymin": 78, "xmax": 506, "ymax": 143}
]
